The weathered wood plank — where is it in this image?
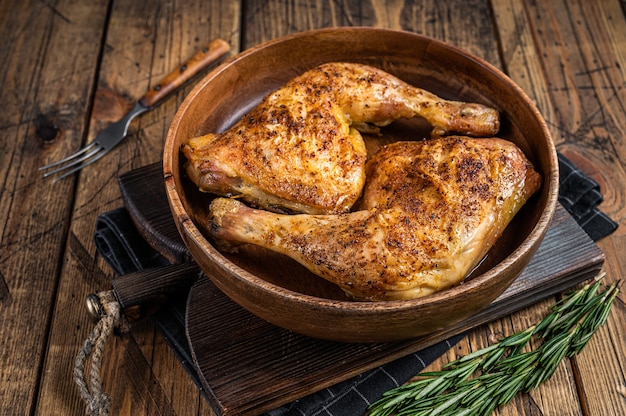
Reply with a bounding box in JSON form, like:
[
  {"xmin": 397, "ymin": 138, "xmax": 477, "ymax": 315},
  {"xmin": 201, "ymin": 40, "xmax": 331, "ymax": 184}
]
[
  {"xmin": 134, "ymin": 2, "xmax": 241, "ymax": 413},
  {"xmin": 241, "ymin": 0, "xmax": 376, "ymax": 47},
  {"xmin": 396, "ymin": 0, "xmax": 501, "ymax": 66},
  {"xmin": 35, "ymin": 1, "xmax": 240, "ymax": 415},
  {"xmin": 507, "ymin": 1, "xmax": 626, "ymax": 415},
  {"xmin": 0, "ymin": 0, "xmax": 110, "ymax": 414},
  {"xmin": 241, "ymin": 0, "xmax": 501, "ymax": 69},
  {"xmin": 484, "ymin": 2, "xmax": 583, "ymax": 414},
  {"xmin": 491, "ymin": 0, "xmax": 626, "ymax": 415}
]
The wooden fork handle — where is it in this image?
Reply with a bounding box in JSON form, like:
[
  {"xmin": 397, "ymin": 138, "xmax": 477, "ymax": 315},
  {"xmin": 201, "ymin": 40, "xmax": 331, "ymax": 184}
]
[{"xmin": 139, "ymin": 38, "xmax": 230, "ymax": 108}]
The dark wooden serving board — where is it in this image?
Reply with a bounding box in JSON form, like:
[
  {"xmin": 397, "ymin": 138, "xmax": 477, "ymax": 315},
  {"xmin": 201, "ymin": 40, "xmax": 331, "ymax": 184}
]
[{"xmin": 119, "ymin": 163, "xmax": 604, "ymax": 416}]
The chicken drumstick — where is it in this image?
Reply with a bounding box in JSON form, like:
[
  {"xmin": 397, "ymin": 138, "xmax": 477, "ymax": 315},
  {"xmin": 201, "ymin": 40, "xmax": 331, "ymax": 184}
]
[
  {"xmin": 207, "ymin": 136, "xmax": 541, "ymax": 301},
  {"xmin": 182, "ymin": 63, "xmax": 500, "ymax": 215}
]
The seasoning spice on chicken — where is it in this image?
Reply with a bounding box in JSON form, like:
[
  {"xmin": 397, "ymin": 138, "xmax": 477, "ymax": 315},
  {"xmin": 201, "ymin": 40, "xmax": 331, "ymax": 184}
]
[
  {"xmin": 181, "ymin": 62, "xmax": 500, "ymax": 215},
  {"xmin": 208, "ymin": 137, "xmax": 541, "ymax": 301},
  {"xmin": 181, "ymin": 63, "xmax": 540, "ymax": 301}
]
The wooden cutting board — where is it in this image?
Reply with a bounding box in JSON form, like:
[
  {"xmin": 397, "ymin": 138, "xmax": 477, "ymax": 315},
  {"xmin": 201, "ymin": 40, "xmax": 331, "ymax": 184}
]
[{"xmin": 120, "ymin": 163, "xmax": 605, "ymax": 416}]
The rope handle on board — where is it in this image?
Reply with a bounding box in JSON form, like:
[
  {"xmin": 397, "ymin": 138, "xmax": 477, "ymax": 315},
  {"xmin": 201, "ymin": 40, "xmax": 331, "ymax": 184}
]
[{"xmin": 74, "ymin": 290, "xmax": 122, "ymax": 416}]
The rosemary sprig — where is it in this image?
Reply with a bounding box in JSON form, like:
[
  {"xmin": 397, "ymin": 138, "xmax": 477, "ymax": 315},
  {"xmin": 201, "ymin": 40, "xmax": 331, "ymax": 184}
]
[{"xmin": 368, "ymin": 274, "xmax": 619, "ymax": 416}]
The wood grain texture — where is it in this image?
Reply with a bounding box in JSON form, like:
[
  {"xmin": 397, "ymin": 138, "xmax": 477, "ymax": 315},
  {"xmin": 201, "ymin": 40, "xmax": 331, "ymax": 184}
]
[
  {"xmin": 33, "ymin": 1, "xmax": 241, "ymax": 415},
  {"xmin": 99, "ymin": 3, "xmax": 241, "ymax": 414},
  {"xmin": 471, "ymin": 1, "xmax": 626, "ymax": 414},
  {"xmin": 506, "ymin": 1, "xmax": 626, "ymax": 415},
  {"xmin": 1, "ymin": 0, "xmax": 624, "ymax": 415},
  {"xmin": 120, "ymin": 163, "xmax": 192, "ymax": 264},
  {"xmin": 483, "ymin": 1, "xmax": 626, "ymax": 414},
  {"xmin": 0, "ymin": 0, "xmax": 110, "ymax": 414}
]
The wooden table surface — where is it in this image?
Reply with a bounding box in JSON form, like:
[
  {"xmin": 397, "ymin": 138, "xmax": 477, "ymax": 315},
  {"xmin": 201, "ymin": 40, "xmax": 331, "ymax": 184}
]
[{"xmin": 2, "ymin": 1, "xmax": 625, "ymax": 415}]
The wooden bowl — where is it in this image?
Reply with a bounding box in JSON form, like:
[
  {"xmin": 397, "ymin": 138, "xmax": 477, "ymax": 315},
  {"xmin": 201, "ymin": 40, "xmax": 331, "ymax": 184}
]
[{"xmin": 163, "ymin": 27, "xmax": 558, "ymax": 343}]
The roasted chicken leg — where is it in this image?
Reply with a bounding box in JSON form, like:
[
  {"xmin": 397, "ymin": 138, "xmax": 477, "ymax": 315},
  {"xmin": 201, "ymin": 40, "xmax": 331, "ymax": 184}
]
[
  {"xmin": 182, "ymin": 62, "xmax": 500, "ymax": 214},
  {"xmin": 208, "ymin": 137, "xmax": 541, "ymax": 301}
]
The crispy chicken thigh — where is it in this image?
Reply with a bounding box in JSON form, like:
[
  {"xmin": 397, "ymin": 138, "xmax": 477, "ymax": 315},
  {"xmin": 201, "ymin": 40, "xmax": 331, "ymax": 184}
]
[
  {"xmin": 182, "ymin": 62, "xmax": 500, "ymax": 214},
  {"xmin": 208, "ymin": 137, "xmax": 541, "ymax": 301}
]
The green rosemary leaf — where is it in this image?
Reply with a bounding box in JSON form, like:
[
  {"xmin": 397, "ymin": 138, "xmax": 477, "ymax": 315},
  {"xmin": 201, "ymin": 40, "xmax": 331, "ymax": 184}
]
[
  {"xmin": 533, "ymin": 305, "xmax": 559, "ymax": 336},
  {"xmin": 480, "ymin": 346, "xmax": 506, "ymax": 371},
  {"xmin": 411, "ymin": 375, "xmax": 453, "ymax": 401},
  {"xmin": 377, "ymin": 390, "xmax": 414, "ymax": 410},
  {"xmin": 523, "ymin": 366, "xmax": 544, "ymax": 391},
  {"xmin": 569, "ymin": 282, "xmax": 618, "ymax": 354},
  {"xmin": 475, "ymin": 394, "xmax": 499, "ymax": 415},
  {"xmin": 368, "ymin": 275, "xmax": 619, "ymax": 416},
  {"xmin": 447, "ymin": 344, "xmax": 498, "ymax": 366},
  {"xmin": 539, "ymin": 332, "xmax": 572, "ymax": 361},
  {"xmin": 429, "ymin": 388, "xmax": 473, "ymax": 415},
  {"xmin": 581, "ymin": 279, "xmax": 602, "ymax": 303},
  {"xmin": 451, "ymin": 407, "xmax": 476, "ymax": 416},
  {"xmin": 459, "ymin": 381, "xmax": 486, "ymax": 405},
  {"xmin": 497, "ymin": 373, "xmax": 526, "ymax": 404},
  {"xmin": 499, "ymin": 327, "xmax": 535, "ymax": 347}
]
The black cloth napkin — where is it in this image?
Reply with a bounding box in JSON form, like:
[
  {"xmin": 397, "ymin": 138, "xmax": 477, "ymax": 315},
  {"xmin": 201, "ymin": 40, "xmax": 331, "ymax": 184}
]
[
  {"xmin": 94, "ymin": 153, "xmax": 616, "ymax": 416},
  {"xmin": 557, "ymin": 153, "xmax": 618, "ymax": 241}
]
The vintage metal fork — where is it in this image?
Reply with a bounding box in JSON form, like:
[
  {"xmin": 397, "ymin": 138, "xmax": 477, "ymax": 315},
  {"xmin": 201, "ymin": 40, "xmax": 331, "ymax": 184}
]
[{"xmin": 40, "ymin": 39, "xmax": 230, "ymax": 182}]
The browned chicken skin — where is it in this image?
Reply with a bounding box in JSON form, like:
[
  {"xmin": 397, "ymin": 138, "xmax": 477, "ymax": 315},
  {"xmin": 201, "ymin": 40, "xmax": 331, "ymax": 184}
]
[
  {"xmin": 208, "ymin": 137, "xmax": 541, "ymax": 301},
  {"xmin": 182, "ymin": 62, "xmax": 500, "ymax": 214}
]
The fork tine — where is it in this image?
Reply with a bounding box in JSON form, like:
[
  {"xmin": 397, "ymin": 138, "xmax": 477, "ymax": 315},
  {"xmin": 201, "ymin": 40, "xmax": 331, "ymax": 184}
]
[
  {"xmin": 39, "ymin": 142, "xmax": 99, "ymax": 171},
  {"xmin": 48, "ymin": 149, "xmax": 109, "ymax": 183},
  {"xmin": 40, "ymin": 41, "xmax": 231, "ymax": 182},
  {"xmin": 39, "ymin": 102, "xmax": 145, "ymax": 181},
  {"xmin": 41, "ymin": 145, "xmax": 103, "ymax": 179}
]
